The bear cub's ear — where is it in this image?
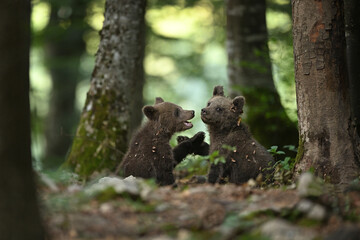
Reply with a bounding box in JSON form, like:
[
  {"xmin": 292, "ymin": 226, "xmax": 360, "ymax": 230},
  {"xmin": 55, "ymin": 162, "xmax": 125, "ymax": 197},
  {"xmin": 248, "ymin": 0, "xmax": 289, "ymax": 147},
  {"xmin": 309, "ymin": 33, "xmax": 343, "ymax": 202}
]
[
  {"xmin": 143, "ymin": 106, "xmax": 158, "ymax": 120},
  {"xmin": 231, "ymin": 96, "xmax": 245, "ymax": 113},
  {"xmin": 155, "ymin": 97, "xmax": 164, "ymax": 104},
  {"xmin": 213, "ymin": 86, "xmax": 224, "ymax": 97}
]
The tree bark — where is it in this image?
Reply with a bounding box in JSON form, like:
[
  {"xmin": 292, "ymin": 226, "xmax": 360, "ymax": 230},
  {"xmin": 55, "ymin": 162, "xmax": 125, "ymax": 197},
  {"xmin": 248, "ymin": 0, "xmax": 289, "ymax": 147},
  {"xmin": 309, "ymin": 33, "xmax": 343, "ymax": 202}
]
[
  {"xmin": 344, "ymin": 0, "xmax": 360, "ymax": 136},
  {"xmin": 43, "ymin": 0, "xmax": 88, "ymax": 170},
  {"xmin": 0, "ymin": 0, "xmax": 45, "ymax": 238},
  {"xmin": 65, "ymin": 0, "xmax": 146, "ymax": 178},
  {"xmin": 226, "ymin": 0, "xmax": 298, "ymax": 148},
  {"xmin": 292, "ymin": 0, "xmax": 360, "ymax": 188}
]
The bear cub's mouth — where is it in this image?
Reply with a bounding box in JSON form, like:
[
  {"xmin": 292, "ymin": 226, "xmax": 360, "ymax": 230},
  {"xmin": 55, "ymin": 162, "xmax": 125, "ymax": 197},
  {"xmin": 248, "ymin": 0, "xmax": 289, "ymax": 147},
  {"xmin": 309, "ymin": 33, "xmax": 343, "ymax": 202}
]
[
  {"xmin": 200, "ymin": 115, "xmax": 210, "ymax": 123},
  {"xmin": 183, "ymin": 121, "xmax": 193, "ymax": 129}
]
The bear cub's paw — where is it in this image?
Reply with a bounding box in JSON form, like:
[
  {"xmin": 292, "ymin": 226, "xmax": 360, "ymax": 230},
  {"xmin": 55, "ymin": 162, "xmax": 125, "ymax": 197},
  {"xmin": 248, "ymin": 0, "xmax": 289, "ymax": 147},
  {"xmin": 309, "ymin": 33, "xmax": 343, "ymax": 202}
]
[{"xmin": 177, "ymin": 131, "xmax": 209, "ymax": 156}]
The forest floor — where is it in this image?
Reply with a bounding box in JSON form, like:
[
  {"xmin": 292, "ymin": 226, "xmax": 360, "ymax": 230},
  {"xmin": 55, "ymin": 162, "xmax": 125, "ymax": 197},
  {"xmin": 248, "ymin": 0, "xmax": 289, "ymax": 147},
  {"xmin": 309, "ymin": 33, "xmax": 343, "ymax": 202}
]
[{"xmin": 41, "ymin": 172, "xmax": 360, "ymax": 240}]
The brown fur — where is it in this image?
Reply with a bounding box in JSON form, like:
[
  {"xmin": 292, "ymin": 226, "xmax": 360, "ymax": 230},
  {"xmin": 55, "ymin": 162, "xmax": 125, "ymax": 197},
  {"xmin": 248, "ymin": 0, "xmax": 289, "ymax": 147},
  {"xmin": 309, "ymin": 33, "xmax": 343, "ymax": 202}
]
[
  {"xmin": 120, "ymin": 97, "xmax": 195, "ymax": 186},
  {"xmin": 201, "ymin": 86, "xmax": 274, "ymax": 184}
]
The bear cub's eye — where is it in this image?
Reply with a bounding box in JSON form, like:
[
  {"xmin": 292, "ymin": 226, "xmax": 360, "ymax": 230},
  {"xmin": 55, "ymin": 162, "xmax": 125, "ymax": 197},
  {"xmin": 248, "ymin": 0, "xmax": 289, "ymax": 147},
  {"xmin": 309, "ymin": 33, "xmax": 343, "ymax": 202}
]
[
  {"xmin": 216, "ymin": 107, "xmax": 223, "ymax": 112},
  {"xmin": 207, "ymin": 102, "xmax": 211, "ymax": 107},
  {"xmin": 174, "ymin": 108, "xmax": 180, "ymax": 117}
]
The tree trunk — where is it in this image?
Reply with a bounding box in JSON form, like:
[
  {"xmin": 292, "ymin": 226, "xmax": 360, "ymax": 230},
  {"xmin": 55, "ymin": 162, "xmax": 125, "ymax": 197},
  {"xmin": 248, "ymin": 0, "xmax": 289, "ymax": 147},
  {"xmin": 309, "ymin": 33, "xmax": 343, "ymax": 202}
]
[
  {"xmin": 43, "ymin": 0, "xmax": 88, "ymax": 170},
  {"xmin": 65, "ymin": 0, "xmax": 146, "ymax": 178},
  {"xmin": 344, "ymin": 0, "xmax": 360, "ymax": 136},
  {"xmin": 292, "ymin": 0, "xmax": 360, "ymax": 188},
  {"xmin": 0, "ymin": 0, "xmax": 45, "ymax": 238},
  {"xmin": 226, "ymin": 0, "xmax": 298, "ymax": 149}
]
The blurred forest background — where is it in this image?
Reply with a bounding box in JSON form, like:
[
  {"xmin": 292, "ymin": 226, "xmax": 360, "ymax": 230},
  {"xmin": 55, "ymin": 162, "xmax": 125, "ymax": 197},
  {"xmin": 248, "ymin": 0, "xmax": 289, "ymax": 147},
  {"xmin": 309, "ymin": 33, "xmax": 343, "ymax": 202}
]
[{"xmin": 30, "ymin": 0, "xmax": 296, "ymax": 171}]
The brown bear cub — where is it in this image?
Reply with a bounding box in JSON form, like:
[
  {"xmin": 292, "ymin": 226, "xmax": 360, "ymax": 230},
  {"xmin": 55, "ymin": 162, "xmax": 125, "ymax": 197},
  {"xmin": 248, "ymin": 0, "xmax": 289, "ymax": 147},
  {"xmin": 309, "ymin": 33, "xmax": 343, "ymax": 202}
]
[
  {"xmin": 201, "ymin": 86, "xmax": 273, "ymax": 184},
  {"xmin": 120, "ymin": 97, "xmax": 206, "ymax": 186}
]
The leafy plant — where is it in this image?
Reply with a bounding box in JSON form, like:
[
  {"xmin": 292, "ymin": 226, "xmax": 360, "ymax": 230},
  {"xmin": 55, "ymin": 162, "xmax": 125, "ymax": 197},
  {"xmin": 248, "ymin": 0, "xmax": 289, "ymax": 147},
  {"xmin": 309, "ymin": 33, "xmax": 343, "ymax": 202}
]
[
  {"xmin": 267, "ymin": 145, "xmax": 285, "ymax": 156},
  {"xmin": 265, "ymin": 145, "xmax": 297, "ymax": 186},
  {"xmin": 175, "ymin": 154, "xmax": 209, "ymax": 178},
  {"xmin": 175, "ymin": 146, "xmax": 231, "ymax": 179},
  {"xmin": 209, "ymin": 150, "xmax": 226, "ymax": 165},
  {"xmin": 222, "ymin": 144, "xmax": 237, "ymax": 152}
]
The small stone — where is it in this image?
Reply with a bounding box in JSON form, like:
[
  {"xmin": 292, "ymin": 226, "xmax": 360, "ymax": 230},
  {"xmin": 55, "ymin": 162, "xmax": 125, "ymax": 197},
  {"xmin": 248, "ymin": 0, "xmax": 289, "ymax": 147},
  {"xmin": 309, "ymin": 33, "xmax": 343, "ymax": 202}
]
[
  {"xmin": 297, "ymin": 172, "xmax": 324, "ymax": 197},
  {"xmin": 260, "ymin": 218, "xmax": 317, "ymax": 240},
  {"xmin": 155, "ymin": 203, "xmax": 171, "ymax": 212},
  {"xmin": 99, "ymin": 203, "xmax": 113, "ymax": 214},
  {"xmin": 67, "ymin": 184, "xmax": 82, "ymax": 194},
  {"xmin": 296, "ymin": 199, "xmax": 313, "ymax": 212},
  {"xmin": 307, "ymin": 203, "xmax": 326, "ymax": 221},
  {"xmin": 247, "ymin": 178, "xmax": 257, "ymax": 188}
]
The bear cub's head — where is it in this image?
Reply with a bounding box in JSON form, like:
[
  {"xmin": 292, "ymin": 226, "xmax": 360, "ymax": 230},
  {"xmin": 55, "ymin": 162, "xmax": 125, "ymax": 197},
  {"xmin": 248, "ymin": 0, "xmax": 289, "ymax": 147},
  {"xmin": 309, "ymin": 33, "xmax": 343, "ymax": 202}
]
[
  {"xmin": 143, "ymin": 97, "xmax": 195, "ymax": 134},
  {"xmin": 201, "ymin": 86, "xmax": 245, "ymax": 129}
]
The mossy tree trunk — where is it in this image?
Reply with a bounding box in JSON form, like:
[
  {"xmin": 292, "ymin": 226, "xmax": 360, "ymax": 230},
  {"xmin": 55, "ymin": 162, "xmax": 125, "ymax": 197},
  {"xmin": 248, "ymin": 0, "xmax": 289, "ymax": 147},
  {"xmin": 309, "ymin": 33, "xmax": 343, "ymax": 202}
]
[
  {"xmin": 292, "ymin": 0, "xmax": 360, "ymax": 188},
  {"xmin": 43, "ymin": 0, "xmax": 89, "ymax": 170},
  {"xmin": 65, "ymin": 0, "xmax": 146, "ymax": 178},
  {"xmin": 0, "ymin": 0, "xmax": 45, "ymax": 238},
  {"xmin": 226, "ymin": 0, "xmax": 298, "ymax": 149}
]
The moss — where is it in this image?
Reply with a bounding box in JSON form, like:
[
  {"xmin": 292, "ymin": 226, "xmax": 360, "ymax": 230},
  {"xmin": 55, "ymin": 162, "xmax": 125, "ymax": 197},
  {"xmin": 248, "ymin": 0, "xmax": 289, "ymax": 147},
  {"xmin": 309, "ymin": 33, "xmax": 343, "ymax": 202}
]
[
  {"xmin": 63, "ymin": 90, "xmax": 128, "ymax": 179},
  {"xmin": 294, "ymin": 135, "xmax": 304, "ymax": 167},
  {"xmin": 297, "ymin": 218, "xmax": 322, "ymax": 227}
]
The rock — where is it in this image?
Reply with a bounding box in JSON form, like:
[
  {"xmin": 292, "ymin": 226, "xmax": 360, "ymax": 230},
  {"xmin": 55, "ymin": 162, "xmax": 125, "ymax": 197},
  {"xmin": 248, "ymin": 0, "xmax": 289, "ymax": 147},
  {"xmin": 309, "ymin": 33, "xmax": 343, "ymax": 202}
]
[
  {"xmin": 296, "ymin": 199, "xmax": 327, "ymax": 221},
  {"xmin": 155, "ymin": 203, "xmax": 171, "ymax": 212},
  {"xmin": 67, "ymin": 184, "xmax": 82, "ymax": 194},
  {"xmin": 99, "ymin": 202, "xmax": 113, "ymax": 214},
  {"xmin": 296, "ymin": 199, "xmax": 313, "ymax": 212},
  {"xmin": 197, "ymin": 203, "xmax": 226, "ymax": 229},
  {"xmin": 239, "ymin": 189, "xmax": 299, "ymax": 217},
  {"xmin": 247, "ymin": 178, "xmax": 257, "ymax": 188},
  {"xmin": 306, "ymin": 203, "xmax": 326, "ymax": 221},
  {"xmin": 260, "ymin": 218, "xmax": 317, "ymax": 240},
  {"xmin": 85, "ymin": 176, "xmax": 154, "ymax": 199},
  {"xmin": 297, "ymin": 172, "xmax": 324, "ymax": 197}
]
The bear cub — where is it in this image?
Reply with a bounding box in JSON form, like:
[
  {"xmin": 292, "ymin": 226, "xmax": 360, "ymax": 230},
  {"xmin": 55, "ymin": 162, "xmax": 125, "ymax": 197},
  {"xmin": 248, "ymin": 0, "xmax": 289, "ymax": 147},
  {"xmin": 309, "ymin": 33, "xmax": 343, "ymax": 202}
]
[
  {"xmin": 120, "ymin": 97, "xmax": 206, "ymax": 186},
  {"xmin": 201, "ymin": 86, "xmax": 274, "ymax": 184}
]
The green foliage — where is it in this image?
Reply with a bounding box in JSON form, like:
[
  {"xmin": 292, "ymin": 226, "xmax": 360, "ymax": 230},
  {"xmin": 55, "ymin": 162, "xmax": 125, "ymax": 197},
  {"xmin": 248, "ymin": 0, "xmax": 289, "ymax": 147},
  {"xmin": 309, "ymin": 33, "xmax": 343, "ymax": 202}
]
[
  {"xmin": 265, "ymin": 145, "xmax": 297, "ymax": 186},
  {"xmin": 63, "ymin": 91, "xmax": 128, "ymax": 179},
  {"xmin": 209, "ymin": 150, "xmax": 226, "ymax": 165},
  {"xmin": 175, "ymin": 154, "xmax": 210, "ymax": 177},
  {"xmin": 222, "ymin": 144, "xmax": 236, "ymax": 151},
  {"xmin": 220, "ymin": 213, "xmax": 270, "ymax": 240},
  {"xmin": 41, "ymin": 169, "xmax": 80, "ymax": 186},
  {"xmin": 267, "ymin": 146, "xmax": 285, "ymax": 156},
  {"xmin": 30, "ymin": 0, "xmax": 298, "ymax": 175},
  {"xmin": 94, "ymin": 187, "xmax": 118, "ymax": 202},
  {"xmin": 175, "ymin": 146, "xmax": 232, "ymax": 178}
]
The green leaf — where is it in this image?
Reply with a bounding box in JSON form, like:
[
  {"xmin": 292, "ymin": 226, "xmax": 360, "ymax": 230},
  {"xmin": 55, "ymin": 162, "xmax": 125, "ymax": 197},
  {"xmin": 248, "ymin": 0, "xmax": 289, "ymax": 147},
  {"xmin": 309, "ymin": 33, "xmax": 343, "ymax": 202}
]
[
  {"xmin": 222, "ymin": 144, "xmax": 236, "ymax": 151},
  {"xmin": 284, "ymin": 145, "xmax": 298, "ymax": 152}
]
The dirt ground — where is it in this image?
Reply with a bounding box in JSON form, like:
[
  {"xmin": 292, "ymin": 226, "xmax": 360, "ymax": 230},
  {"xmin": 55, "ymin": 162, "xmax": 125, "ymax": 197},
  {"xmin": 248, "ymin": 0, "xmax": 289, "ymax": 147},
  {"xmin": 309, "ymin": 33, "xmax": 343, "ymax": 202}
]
[{"xmin": 42, "ymin": 174, "xmax": 360, "ymax": 240}]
